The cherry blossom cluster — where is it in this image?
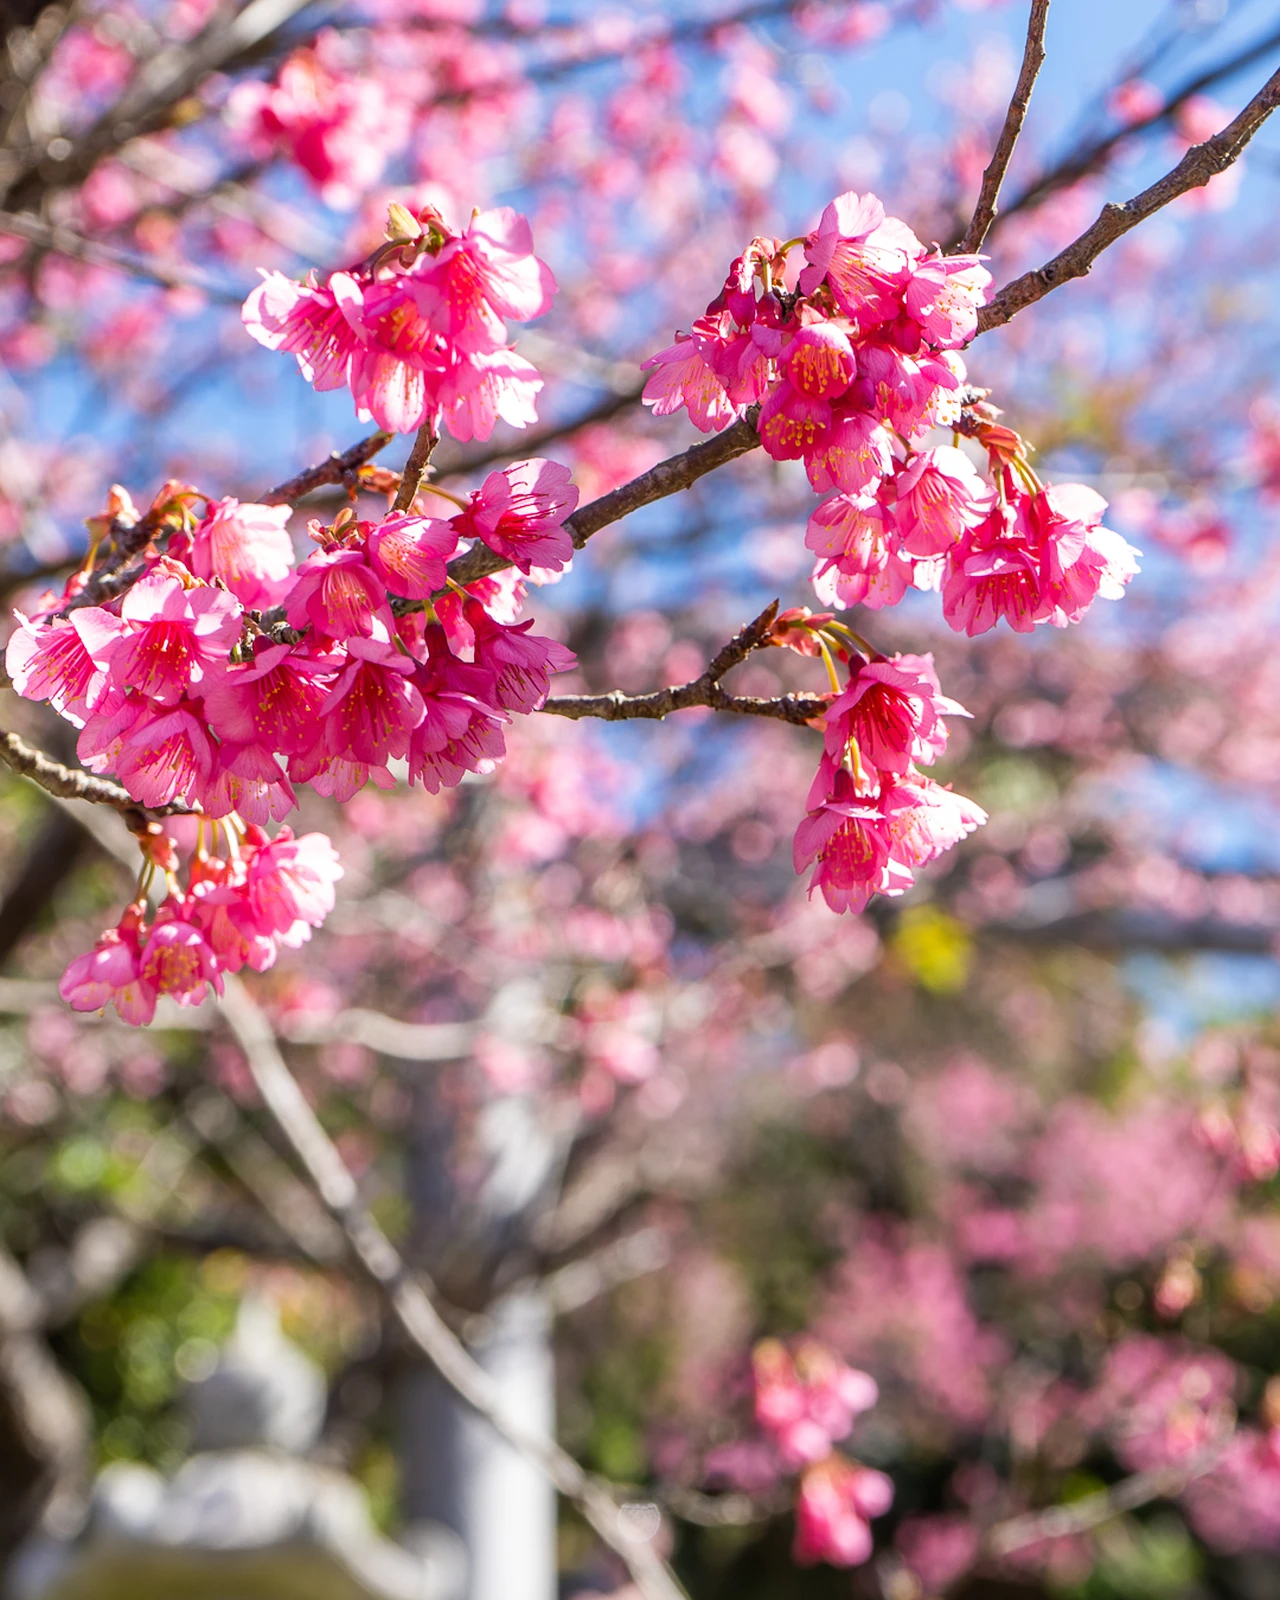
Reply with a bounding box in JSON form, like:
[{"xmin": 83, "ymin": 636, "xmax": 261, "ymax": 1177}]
[
  {"xmin": 59, "ymin": 821, "xmax": 341, "ymax": 1026},
  {"xmin": 642, "ymin": 191, "xmax": 1139, "ymax": 638},
  {"xmin": 752, "ymin": 1338, "xmax": 892, "ymax": 1567},
  {"xmin": 8, "ymin": 456, "xmax": 578, "ymax": 1024},
  {"xmin": 243, "ymin": 201, "xmax": 555, "ymax": 438},
  {"xmin": 768, "ymin": 613, "xmax": 986, "ymax": 914}
]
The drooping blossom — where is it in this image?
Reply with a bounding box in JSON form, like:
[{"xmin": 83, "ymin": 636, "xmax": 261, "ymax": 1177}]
[
  {"xmin": 753, "ymin": 1338, "xmax": 879, "ymax": 1467},
  {"xmin": 91, "ymin": 568, "xmax": 242, "ymax": 706},
  {"xmin": 793, "ymin": 1455, "xmax": 893, "ymax": 1567},
  {"xmin": 59, "ymin": 904, "xmax": 155, "ymax": 1026}
]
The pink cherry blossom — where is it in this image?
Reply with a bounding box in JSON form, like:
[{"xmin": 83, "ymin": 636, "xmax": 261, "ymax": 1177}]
[
  {"xmin": 201, "ymin": 643, "xmax": 338, "ymax": 755},
  {"xmin": 892, "ymin": 447, "xmax": 993, "ymax": 558},
  {"xmin": 316, "ymin": 634, "xmax": 426, "ymax": 764},
  {"xmin": 93, "ymin": 569, "xmax": 242, "ymax": 706},
  {"xmin": 824, "ymin": 654, "xmax": 968, "ymax": 776},
  {"xmin": 799, "ymin": 190, "xmax": 918, "ymax": 328},
  {"xmin": 903, "ymin": 253, "xmax": 991, "ymax": 347},
  {"xmin": 138, "ymin": 905, "xmax": 224, "ymax": 1007},
  {"xmin": 284, "ymin": 547, "xmax": 393, "ymax": 641},
  {"xmin": 641, "ymin": 335, "xmax": 739, "ymax": 432},
  {"xmin": 793, "ymin": 1455, "xmax": 893, "ymax": 1567},
  {"xmin": 456, "ymin": 458, "xmax": 579, "ymax": 574},
  {"xmin": 366, "ymin": 511, "xmax": 459, "ymax": 599},
  {"xmin": 466, "ymin": 601, "xmax": 576, "ymax": 713},
  {"xmin": 59, "ymin": 904, "xmax": 155, "ymax": 1026},
  {"xmin": 793, "ymin": 767, "xmax": 893, "ymax": 914},
  {"xmin": 186, "ymin": 497, "xmax": 296, "ymax": 609},
  {"xmin": 5, "ymin": 607, "xmax": 120, "ymax": 725},
  {"xmin": 408, "ymin": 206, "xmax": 557, "ymax": 353}
]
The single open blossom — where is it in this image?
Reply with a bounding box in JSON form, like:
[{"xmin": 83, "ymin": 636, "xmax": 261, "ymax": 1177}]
[
  {"xmin": 793, "ymin": 1456, "xmax": 894, "ymax": 1567},
  {"xmin": 784, "ymin": 321, "xmax": 857, "ymax": 400},
  {"xmin": 92, "ymin": 568, "xmax": 242, "ymax": 706},
  {"xmin": 799, "ymin": 190, "xmax": 919, "ymax": 327},
  {"xmin": 408, "ymin": 206, "xmax": 557, "ymax": 353},
  {"xmin": 5, "ymin": 607, "xmax": 120, "ymax": 725},
  {"xmin": 794, "ymin": 767, "xmax": 894, "ymax": 914},
  {"xmin": 903, "ymin": 252, "xmax": 991, "ymax": 346},
  {"xmin": 641, "ymin": 334, "xmax": 739, "ymax": 432},
  {"xmin": 60, "ymin": 904, "xmax": 155, "ymax": 1026},
  {"xmin": 315, "ymin": 634, "xmax": 426, "ymax": 764},
  {"xmin": 824, "ymin": 654, "xmax": 968, "ymax": 775},
  {"xmin": 138, "ymin": 904, "xmax": 224, "ymax": 1007},
  {"xmin": 366, "ymin": 511, "xmax": 459, "ymax": 599},
  {"xmin": 1031, "ymin": 482, "xmax": 1141, "ymax": 624},
  {"xmin": 456, "ymin": 458, "xmax": 579, "ymax": 574},
  {"xmin": 407, "ymin": 624, "xmax": 507, "ymax": 792},
  {"xmin": 185, "ymin": 497, "xmax": 296, "ymax": 609},
  {"xmin": 284, "ymin": 546, "xmax": 392, "ymax": 641},
  {"xmin": 942, "ymin": 498, "xmax": 1045, "ymax": 636},
  {"xmin": 807, "ymin": 493, "xmax": 913, "ymax": 611},
  {"xmin": 243, "ymin": 270, "xmax": 361, "ymax": 392},
  {"xmin": 237, "ymin": 824, "xmax": 343, "ymax": 946},
  {"xmin": 892, "ymin": 447, "xmax": 993, "ymax": 557},
  {"xmin": 201, "ymin": 643, "xmax": 338, "ymax": 755},
  {"xmin": 803, "ymin": 409, "xmax": 894, "ymax": 495},
  {"xmin": 114, "ymin": 701, "xmax": 217, "ymax": 809},
  {"xmin": 883, "ymin": 772, "xmax": 988, "ymax": 871}
]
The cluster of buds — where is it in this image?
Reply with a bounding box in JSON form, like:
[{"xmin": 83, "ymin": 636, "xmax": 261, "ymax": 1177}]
[
  {"xmin": 768, "ymin": 612, "xmax": 985, "ymax": 913},
  {"xmin": 752, "ymin": 1338, "xmax": 892, "ymax": 1567},
  {"xmin": 244, "ymin": 201, "xmax": 555, "ymax": 438}
]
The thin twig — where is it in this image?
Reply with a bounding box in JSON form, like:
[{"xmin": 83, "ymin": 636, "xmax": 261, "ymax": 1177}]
[
  {"xmin": 957, "ymin": 0, "xmax": 1051, "ymax": 254},
  {"xmin": 261, "ymin": 428, "xmax": 395, "ymax": 506},
  {"xmin": 393, "ymin": 421, "xmax": 439, "ymax": 513},
  {"xmin": 215, "ymin": 974, "xmax": 688, "ymax": 1600},
  {"xmin": 976, "ymin": 63, "xmax": 1280, "ymax": 334},
  {"xmin": 970, "ymin": 18, "xmax": 1280, "ymax": 249}
]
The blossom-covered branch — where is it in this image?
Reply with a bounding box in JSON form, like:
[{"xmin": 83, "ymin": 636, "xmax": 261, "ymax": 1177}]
[
  {"xmin": 977, "ymin": 63, "xmax": 1280, "ymax": 332},
  {"xmin": 0, "ymin": 725, "xmax": 185, "ymax": 819},
  {"xmin": 957, "ymin": 0, "xmax": 1051, "ymax": 254}
]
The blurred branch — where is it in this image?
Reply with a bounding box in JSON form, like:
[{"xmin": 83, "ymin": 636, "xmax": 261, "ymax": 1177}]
[
  {"xmin": 985, "ymin": 1427, "xmax": 1233, "ymax": 1557},
  {"xmin": 0, "ymin": 208, "xmax": 244, "ymax": 300},
  {"xmin": 216, "ymin": 973, "xmax": 690, "ymax": 1600},
  {"xmin": 957, "ymin": 0, "xmax": 1051, "ymax": 254},
  {"xmin": 977, "ymin": 62, "xmax": 1280, "ymax": 333}
]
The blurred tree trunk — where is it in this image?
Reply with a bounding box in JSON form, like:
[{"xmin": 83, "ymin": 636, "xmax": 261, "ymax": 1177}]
[{"xmin": 399, "ymin": 1072, "xmax": 559, "ymax": 1600}]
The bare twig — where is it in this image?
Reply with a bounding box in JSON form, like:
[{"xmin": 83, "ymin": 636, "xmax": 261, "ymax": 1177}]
[
  {"xmin": 261, "ymin": 428, "xmax": 395, "ymax": 507},
  {"xmin": 541, "ymin": 601, "xmax": 830, "ymax": 726},
  {"xmin": 393, "ymin": 421, "xmax": 439, "ymax": 513},
  {"xmin": 216, "ymin": 974, "xmax": 689, "ymax": 1600},
  {"xmin": 985, "ymin": 1428, "xmax": 1233, "ymax": 1558},
  {"xmin": 976, "ymin": 64, "xmax": 1280, "ymax": 334},
  {"xmin": 974, "ymin": 19, "xmax": 1280, "ymax": 247},
  {"xmin": 957, "ymin": 0, "xmax": 1051, "ymax": 254}
]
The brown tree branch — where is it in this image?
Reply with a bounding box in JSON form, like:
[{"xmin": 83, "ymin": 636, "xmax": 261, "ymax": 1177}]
[
  {"xmin": 976, "ymin": 63, "xmax": 1280, "ymax": 334},
  {"xmin": 0, "ymin": 726, "xmax": 188, "ymax": 820},
  {"xmin": 972, "ymin": 18, "xmax": 1280, "ymax": 248},
  {"xmin": 261, "ymin": 427, "xmax": 395, "ymax": 507},
  {"xmin": 216, "ymin": 973, "xmax": 689, "ymax": 1600},
  {"xmin": 0, "ymin": 208, "xmax": 244, "ymax": 300},
  {"xmin": 393, "ymin": 420, "xmax": 438, "ymax": 513},
  {"xmin": 540, "ymin": 601, "xmax": 835, "ymax": 727},
  {"xmin": 957, "ymin": 0, "xmax": 1051, "ymax": 254}
]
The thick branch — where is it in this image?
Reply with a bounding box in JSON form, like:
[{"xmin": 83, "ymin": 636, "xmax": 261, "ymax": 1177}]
[
  {"xmin": 0, "ymin": 726, "xmax": 185, "ymax": 820},
  {"xmin": 957, "ymin": 0, "xmax": 1050, "ymax": 254},
  {"xmin": 976, "ymin": 63, "xmax": 1280, "ymax": 334},
  {"xmin": 216, "ymin": 974, "xmax": 688, "ymax": 1600}
]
